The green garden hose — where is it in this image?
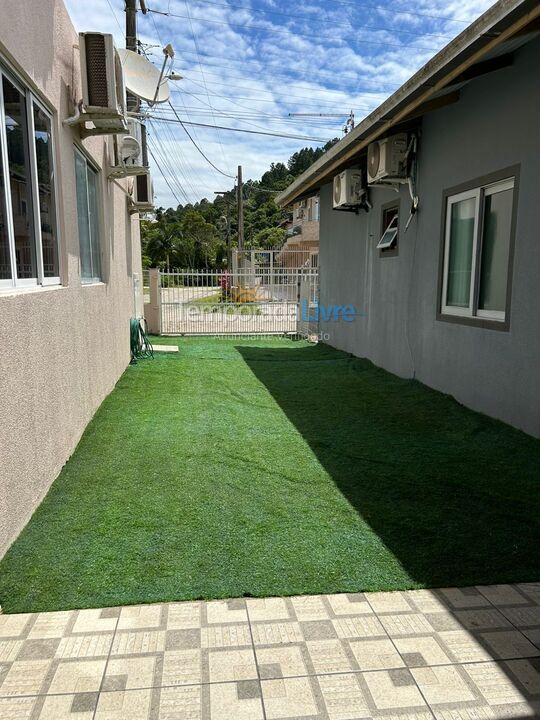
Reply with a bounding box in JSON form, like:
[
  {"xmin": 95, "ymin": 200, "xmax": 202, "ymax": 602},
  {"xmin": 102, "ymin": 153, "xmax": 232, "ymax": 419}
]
[{"xmin": 130, "ymin": 318, "xmax": 154, "ymax": 363}]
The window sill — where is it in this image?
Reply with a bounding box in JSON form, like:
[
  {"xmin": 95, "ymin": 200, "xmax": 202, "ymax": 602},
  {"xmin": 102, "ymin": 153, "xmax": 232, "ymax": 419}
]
[
  {"xmin": 81, "ymin": 280, "xmax": 105, "ymax": 287},
  {"xmin": 0, "ymin": 283, "xmax": 65, "ymax": 299},
  {"xmin": 436, "ymin": 311, "xmax": 509, "ymax": 332}
]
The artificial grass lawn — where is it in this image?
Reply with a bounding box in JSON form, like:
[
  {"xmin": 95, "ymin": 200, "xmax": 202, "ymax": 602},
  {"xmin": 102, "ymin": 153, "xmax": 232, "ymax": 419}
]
[{"xmin": 1, "ymin": 337, "xmax": 539, "ymax": 613}]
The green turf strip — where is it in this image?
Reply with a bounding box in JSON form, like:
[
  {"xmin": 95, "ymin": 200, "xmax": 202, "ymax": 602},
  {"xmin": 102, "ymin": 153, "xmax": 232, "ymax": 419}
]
[{"xmin": 0, "ymin": 336, "xmax": 538, "ymax": 613}]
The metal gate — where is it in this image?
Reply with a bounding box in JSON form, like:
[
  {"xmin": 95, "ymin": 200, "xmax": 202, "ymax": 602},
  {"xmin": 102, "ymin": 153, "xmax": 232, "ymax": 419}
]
[{"xmin": 157, "ymin": 249, "xmax": 318, "ymax": 336}]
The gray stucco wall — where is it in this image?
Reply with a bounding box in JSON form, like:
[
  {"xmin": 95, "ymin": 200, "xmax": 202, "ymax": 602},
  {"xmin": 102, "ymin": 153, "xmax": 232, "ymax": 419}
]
[
  {"xmin": 319, "ymin": 37, "xmax": 540, "ymax": 437},
  {"xmin": 0, "ymin": 0, "xmax": 143, "ymax": 556}
]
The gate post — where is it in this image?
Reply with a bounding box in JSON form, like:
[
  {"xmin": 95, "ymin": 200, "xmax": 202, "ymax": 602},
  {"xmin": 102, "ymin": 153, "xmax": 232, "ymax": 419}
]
[{"xmin": 145, "ymin": 267, "xmax": 162, "ymax": 335}]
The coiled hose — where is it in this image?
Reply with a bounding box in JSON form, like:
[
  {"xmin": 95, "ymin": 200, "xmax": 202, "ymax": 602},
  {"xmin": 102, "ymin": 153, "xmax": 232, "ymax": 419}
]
[{"xmin": 130, "ymin": 318, "xmax": 154, "ymax": 363}]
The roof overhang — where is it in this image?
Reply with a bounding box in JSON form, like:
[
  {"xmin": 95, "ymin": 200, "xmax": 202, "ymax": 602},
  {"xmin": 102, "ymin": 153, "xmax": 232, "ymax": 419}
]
[{"xmin": 276, "ymin": 0, "xmax": 540, "ymax": 207}]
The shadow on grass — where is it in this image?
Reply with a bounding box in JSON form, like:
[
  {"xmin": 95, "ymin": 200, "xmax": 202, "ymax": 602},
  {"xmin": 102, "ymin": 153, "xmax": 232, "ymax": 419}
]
[{"xmin": 236, "ymin": 342, "xmax": 540, "ymax": 589}]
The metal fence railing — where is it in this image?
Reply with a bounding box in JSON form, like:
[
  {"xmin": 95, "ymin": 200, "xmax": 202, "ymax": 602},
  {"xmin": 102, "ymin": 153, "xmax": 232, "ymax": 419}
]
[{"xmin": 159, "ymin": 267, "xmax": 318, "ymax": 336}]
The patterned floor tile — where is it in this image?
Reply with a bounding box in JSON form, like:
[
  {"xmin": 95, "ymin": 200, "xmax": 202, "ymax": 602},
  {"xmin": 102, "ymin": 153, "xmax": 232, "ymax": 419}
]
[
  {"xmin": 251, "ymin": 621, "xmax": 304, "ymax": 646},
  {"xmin": 208, "ymin": 648, "xmax": 258, "ymax": 682},
  {"xmin": 111, "ymin": 629, "xmax": 165, "ymax": 655},
  {"xmin": 206, "ymin": 599, "xmax": 248, "ymax": 625},
  {"xmin": 411, "ymin": 665, "xmax": 477, "ymax": 705},
  {"xmin": 452, "ymin": 609, "xmax": 512, "ymax": 631},
  {"xmin": 379, "ymin": 613, "xmax": 435, "ymax": 637},
  {"xmin": 72, "ymin": 608, "xmax": 119, "ymax": 634},
  {"xmin": 56, "ymin": 632, "xmax": 114, "ymax": 659},
  {"xmin": 348, "ymin": 638, "xmax": 404, "ymax": 670},
  {"xmin": 161, "ymin": 649, "xmax": 201, "ymax": 686},
  {"xmin": 0, "ymin": 615, "xmax": 33, "ymax": 640},
  {"xmin": 256, "ymin": 644, "xmax": 309, "ymax": 678},
  {"xmin": 166, "ymin": 602, "xmax": 202, "ymax": 630},
  {"xmin": 479, "ymin": 630, "xmax": 540, "ymax": 660},
  {"xmin": 290, "ymin": 595, "xmax": 330, "ymax": 621},
  {"xmin": 438, "ymin": 587, "xmax": 491, "ymax": 609},
  {"xmin": 361, "ymin": 668, "xmax": 427, "ymax": 710},
  {"xmin": 262, "ymin": 675, "xmax": 319, "ymax": 718},
  {"xmin": 499, "ymin": 606, "xmax": 540, "ymax": 629},
  {"xmin": 210, "ymin": 680, "xmax": 264, "ymax": 719},
  {"xmin": 306, "ymin": 639, "xmax": 355, "ymax": 675},
  {"xmin": 246, "ymin": 597, "xmax": 291, "ymax": 622},
  {"xmin": 523, "ymin": 629, "xmax": 540, "ymax": 648},
  {"xmin": 0, "ymin": 659, "xmax": 51, "ymax": 697},
  {"xmin": 325, "ymin": 593, "xmax": 372, "ymax": 617},
  {"xmin": 462, "ymin": 661, "xmax": 530, "ymax": 705},
  {"xmin": 405, "ymin": 590, "xmax": 449, "ymax": 615},
  {"xmin": 317, "ymin": 672, "xmax": 371, "ymax": 720},
  {"xmin": 48, "ymin": 658, "xmax": 107, "ymax": 694},
  {"xmin": 367, "ymin": 592, "xmax": 413, "ymax": 614},
  {"xmin": 201, "ymin": 623, "xmax": 252, "ymax": 648},
  {"xmin": 94, "ymin": 687, "xmax": 153, "ymax": 719},
  {"xmin": 437, "ymin": 629, "xmax": 494, "ymax": 663},
  {"xmin": 38, "ymin": 692, "xmax": 98, "ymax": 719},
  {"xmin": 0, "ymin": 695, "xmax": 37, "ymax": 719},
  {"xmin": 0, "ymin": 640, "xmax": 23, "ymax": 663},
  {"xmin": 505, "ymin": 658, "xmax": 540, "ymax": 695},
  {"xmin": 103, "ymin": 656, "xmax": 157, "ymax": 691},
  {"xmin": 393, "ymin": 635, "xmax": 453, "ymax": 667},
  {"xmin": 332, "ymin": 615, "xmax": 386, "ymax": 639},
  {"xmin": 476, "ymin": 585, "xmax": 530, "ymax": 607},
  {"xmin": 2, "ymin": 583, "xmax": 540, "ymax": 718},
  {"xmin": 27, "ymin": 612, "xmax": 73, "ymax": 639},
  {"xmin": 158, "ymin": 685, "xmax": 202, "ymax": 719},
  {"xmin": 117, "ymin": 605, "xmax": 163, "ymax": 631},
  {"xmin": 516, "ymin": 584, "xmax": 540, "ymax": 606}
]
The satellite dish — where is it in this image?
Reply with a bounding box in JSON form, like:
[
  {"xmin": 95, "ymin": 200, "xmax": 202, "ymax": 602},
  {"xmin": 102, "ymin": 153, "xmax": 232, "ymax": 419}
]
[{"xmin": 117, "ymin": 48, "xmax": 170, "ymax": 103}]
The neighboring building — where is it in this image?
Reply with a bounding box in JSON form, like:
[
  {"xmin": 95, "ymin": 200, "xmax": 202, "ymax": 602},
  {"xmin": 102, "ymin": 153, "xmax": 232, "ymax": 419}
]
[
  {"xmin": 278, "ymin": 195, "xmax": 320, "ymax": 267},
  {"xmin": 277, "ymin": 0, "xmax": 540, "ymax": 437},
  {"xmin": 0, "ymin": 1, "xmax": 144, "ymax": 555}
]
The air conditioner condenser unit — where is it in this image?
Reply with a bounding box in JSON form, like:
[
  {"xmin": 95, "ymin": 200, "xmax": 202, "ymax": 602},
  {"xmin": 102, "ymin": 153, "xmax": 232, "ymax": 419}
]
[
  {"xmin": 333, "ymin": 169, "xmax": 365, "ymax": 209},
  {"xmin": 367, "ymin": 133, "xmax": 408, "ymax": 185}
]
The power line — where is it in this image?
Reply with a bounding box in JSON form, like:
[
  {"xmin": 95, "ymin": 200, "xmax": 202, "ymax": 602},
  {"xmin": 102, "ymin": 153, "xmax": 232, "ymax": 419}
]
[
  {"xmin": 182, "ymin": 0, "xmax": 233, "ymax": 176},
  {"xmin": 147, "ymin": 144, "xmax": 185, "ymax": 205},
  {"xmin": 179, "ymin": 75, "xmax": 383, "ymax": 108},
  {"xmin": 104, "ymin": 0, "xmax": 124, "ymax": 33},
  {"xmin": 151, "ymin": 110, "xmax": 329, "ymax": 142},
  {"xmin": 147, "ymin": 8, "xmax": 443, "ymax": 53},
  {"xmin": 181, "ymin": 0, "xmax": 458, "ymax": 41},
  {"xmin": 166, "ymin": 101, "xmax": 237, "ymax": 178}
]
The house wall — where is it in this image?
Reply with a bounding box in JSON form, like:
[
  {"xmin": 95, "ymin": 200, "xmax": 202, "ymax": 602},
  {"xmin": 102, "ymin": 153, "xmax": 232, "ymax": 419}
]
[
  {"xmin": 319, "ymin": 36, "xmax": 540, "ymax": 437},
  {"xmin": 0, "ymin": 0, "xmax": 143, "ymax": 556}
]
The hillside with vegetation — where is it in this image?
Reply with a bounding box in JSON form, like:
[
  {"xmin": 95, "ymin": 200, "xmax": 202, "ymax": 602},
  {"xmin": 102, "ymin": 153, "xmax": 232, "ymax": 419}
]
[{"xmin": 141, "ymin": 140, "xmax": 338, "ymax": 269}]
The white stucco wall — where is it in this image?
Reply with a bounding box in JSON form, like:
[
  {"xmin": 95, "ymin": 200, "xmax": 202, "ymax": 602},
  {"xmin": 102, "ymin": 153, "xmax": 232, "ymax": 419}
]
[{"xmin": 0, "ymin": 0, "xmax": 143, "ymax": 556}]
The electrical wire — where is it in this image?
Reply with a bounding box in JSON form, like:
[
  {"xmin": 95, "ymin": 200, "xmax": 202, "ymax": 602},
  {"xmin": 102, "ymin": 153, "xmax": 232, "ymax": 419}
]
[
  {"xmin": 166, "ymin": 101, "xmax": 237, "ymax": 178},
  {"xmin": 151, "ymin": 111, "xmax": 329, "ymax": 142},
  {"xmin": 182, "ymin": 0, "xmax": 233, "ymax": 176},
  {"xmin": 180, "ymin": 0, "xmax": 459, "ymax": 41},
  {"xmin": 147, "ymin": 8, "xmax": 442, "ymax": 53},
  {"xmin": 147, "ymin": 143, "xmax": 186, "ymax": 205}
]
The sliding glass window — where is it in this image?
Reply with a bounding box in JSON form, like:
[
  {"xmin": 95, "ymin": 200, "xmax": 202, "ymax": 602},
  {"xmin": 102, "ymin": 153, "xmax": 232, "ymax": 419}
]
[
  {"xmin": 74, "ymin": 149, "xmax": 101, "ymax": 283},
  {"xmin": 0, "ymin": 63, "xmax": 60, "ymax": 289}
]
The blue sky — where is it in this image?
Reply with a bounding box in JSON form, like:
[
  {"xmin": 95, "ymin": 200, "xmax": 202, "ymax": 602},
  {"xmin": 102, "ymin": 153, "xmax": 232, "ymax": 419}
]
[{"xmin": 64, "ymin": 0, "xmax": 494, "ymax": 207}]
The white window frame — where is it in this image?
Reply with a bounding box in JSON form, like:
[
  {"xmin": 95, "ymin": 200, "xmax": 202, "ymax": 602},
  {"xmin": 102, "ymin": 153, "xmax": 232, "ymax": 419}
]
[
  {"xmin": 74, "ymin": 147, "xmax": 102, "ymax": 285},
  {"xmin": 0, "ymin": 62, "xmax": 61, "ymax": 290},
  {"xmin": 377, "ymin": 212, "xmax": 399, "ymax": 250},
  {"xmin": 441, "ymin": 178, "xmax": 514, "ymax": 322}
]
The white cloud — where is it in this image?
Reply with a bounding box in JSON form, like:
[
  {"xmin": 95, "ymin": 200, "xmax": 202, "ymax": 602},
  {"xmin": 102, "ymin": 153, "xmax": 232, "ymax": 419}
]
[{"xmin": 63, "ymin": 0, "xmax": 494, "ymax": 207}]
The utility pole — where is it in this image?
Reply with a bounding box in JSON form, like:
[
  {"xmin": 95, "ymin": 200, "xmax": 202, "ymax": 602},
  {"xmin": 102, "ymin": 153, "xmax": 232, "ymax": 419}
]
[
  {"xmin": 125, "ymin": 0, "xmax": 138, "ymax": 112},
  {"xmin": 237, "ymin": 165, "xmax": 244, "ymax": 252}
]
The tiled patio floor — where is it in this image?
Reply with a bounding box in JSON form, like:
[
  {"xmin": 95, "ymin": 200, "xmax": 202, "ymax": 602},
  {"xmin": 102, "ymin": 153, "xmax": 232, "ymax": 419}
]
[{"xmin": 1, "ymin": 584, "xmax": 539, "ymax": 719}]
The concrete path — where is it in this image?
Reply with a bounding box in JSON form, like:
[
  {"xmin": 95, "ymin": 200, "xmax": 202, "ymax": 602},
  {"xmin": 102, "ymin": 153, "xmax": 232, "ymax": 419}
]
[{"xmin": 0, "ymin": 583, "xmax": 539, "ymax": 719}]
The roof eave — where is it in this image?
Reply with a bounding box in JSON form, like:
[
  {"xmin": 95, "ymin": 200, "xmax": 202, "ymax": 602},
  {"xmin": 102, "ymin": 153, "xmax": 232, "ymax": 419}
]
[{"xmin": 276, "ymin": 0, "xmax": 540, "ymax": 207}]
